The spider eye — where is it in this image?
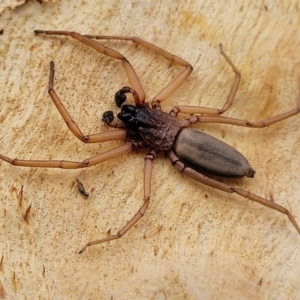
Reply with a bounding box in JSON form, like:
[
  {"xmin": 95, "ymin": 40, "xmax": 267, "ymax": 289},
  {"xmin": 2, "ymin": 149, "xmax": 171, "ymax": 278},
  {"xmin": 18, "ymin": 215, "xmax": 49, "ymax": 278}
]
[{"xmin": 102, "ymin": 111, "xmax": 114, "ymax": 124}]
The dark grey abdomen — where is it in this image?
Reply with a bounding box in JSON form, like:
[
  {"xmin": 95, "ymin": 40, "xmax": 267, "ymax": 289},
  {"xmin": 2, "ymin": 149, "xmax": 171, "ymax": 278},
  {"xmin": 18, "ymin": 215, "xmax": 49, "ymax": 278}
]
[{"xmin": 173, "ymin": 129, "xmax": 255, "ymax": 178}]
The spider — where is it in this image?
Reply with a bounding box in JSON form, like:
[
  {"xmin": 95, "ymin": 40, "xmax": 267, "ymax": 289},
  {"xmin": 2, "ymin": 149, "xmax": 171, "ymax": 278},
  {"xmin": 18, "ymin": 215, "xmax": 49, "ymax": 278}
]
[{"xmin": 1, "ymin": 30, "xmax": 300, "ymax": 254}]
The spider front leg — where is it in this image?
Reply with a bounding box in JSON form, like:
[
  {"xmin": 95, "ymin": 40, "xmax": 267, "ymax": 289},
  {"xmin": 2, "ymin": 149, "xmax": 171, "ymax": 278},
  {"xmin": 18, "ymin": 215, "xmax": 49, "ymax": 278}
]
[
  {"xmin": 34, "ymin": 30, "xmax": 146, "ymax": 102},
  {"xmin": 79, "ymin": 149, "xmax": 157, "ymax": 254},
  {"xmin": 168, "ymin": 151, "xmax": 300, "ymax": 236},
  {"xmin": 82, "ymin": 34, "xmax": 193, "ymax": 108}
]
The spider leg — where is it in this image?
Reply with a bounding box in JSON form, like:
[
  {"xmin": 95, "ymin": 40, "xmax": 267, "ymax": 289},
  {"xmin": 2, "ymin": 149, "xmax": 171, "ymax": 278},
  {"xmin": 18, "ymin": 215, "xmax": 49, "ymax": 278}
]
[
  {"xmin": 79, "ymin": 149, "xmax": 157, "ymax": 253},
  {"xmin": 83, "ymin": 35, "xmax": 193, "ymax": 106},
  {"xmin": 170, "ymin": 44, "xmax": 241, "ymax": 117},
  {"xmin": 179, "ymin": 77, "xmax": 300, "ymax": 128},
  {"xmin": 0, "ymin": 142, "xmax": 132, "ymax": 169},
  {"xmin": 34, "ymin": 30, "xmax": 145, "ymax": 102},
  {"xmin": 168, "ymin": 150, "xmax": 300, "ymax": 236},
  {"xmin": 48, "ymin": 61, "xmax": 126, "ymax": 142}
]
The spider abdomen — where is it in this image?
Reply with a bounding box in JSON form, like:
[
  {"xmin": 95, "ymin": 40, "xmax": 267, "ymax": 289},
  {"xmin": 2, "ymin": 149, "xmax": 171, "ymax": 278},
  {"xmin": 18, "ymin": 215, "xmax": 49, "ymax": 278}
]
[{"xmin": 173, "ymin": 129, "xmax": 255, "ymax": 178}]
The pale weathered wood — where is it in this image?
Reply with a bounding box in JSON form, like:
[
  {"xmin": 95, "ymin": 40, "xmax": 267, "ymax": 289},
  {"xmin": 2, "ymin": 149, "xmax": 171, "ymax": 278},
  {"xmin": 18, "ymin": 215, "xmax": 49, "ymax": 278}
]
[{"xmin": 0, "ymin": 1, "xmax": 300, "ymax": 299}]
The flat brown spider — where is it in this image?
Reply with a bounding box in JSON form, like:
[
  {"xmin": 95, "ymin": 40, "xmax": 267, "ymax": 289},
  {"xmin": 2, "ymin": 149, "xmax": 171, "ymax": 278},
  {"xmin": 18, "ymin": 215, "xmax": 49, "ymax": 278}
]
[{"xmin": 1, "ymin": 30, "xmax": 300, "ymax": 254}]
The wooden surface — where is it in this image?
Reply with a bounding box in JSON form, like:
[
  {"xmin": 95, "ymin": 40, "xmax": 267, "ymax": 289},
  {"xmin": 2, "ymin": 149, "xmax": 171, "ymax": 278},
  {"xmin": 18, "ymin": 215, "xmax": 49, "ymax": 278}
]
[{"xmin": 0, "ymin": 1, "xmax": 300, "ymax": 299}]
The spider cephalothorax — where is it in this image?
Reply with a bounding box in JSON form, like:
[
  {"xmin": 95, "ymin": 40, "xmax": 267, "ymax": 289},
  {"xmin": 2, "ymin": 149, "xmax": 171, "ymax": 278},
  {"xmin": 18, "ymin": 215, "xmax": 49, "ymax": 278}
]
[{"xmin": 104, "ymin": 91, "xmax": 182, "ymax": 151}]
